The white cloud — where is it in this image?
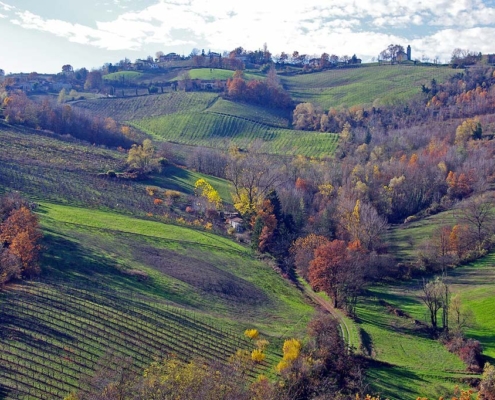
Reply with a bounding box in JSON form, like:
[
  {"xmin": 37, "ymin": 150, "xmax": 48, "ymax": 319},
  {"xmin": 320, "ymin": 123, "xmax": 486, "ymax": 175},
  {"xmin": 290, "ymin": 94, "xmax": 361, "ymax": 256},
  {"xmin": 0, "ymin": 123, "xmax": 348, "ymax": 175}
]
[
  {"xmin": 0, "ymin": 1, "xmax": 14, "ymax": 11},
  {"xmin": 4, "ymin": 0, "xmax": 495, "ymax": 67},
  {"xmin": 0, "ymin": 12, "xmax": 6, "ymax": 18}
]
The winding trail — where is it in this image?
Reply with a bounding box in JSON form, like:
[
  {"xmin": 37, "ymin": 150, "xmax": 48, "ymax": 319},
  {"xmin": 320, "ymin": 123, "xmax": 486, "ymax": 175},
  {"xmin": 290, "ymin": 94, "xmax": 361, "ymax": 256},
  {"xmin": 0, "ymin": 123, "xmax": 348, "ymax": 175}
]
[{"xmin": 300, "ymin": 282, "xmax": 359, "ymax": 352}]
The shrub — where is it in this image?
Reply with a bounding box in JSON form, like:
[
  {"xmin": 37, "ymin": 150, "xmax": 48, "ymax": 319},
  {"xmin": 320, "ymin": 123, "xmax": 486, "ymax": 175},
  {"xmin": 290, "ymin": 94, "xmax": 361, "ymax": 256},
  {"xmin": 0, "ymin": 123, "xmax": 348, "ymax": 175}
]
[
  {"xmin": 244, "ymin": 329, "xmax": 259, "ymax": 340},
  {"xmin": 251, "ymin": 349, "xmax": 265, "ymax": 363},
  {"xmin": 153, "ymin": 198, "xmax": 163, "ymax": 205}
]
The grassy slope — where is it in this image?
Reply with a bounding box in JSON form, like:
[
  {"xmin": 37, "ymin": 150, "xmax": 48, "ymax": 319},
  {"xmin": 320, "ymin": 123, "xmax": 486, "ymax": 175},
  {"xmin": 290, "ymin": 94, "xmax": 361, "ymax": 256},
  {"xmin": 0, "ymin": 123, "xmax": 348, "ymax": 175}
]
[
  {"xmin": 172, "ymin": 68, "xmax": 262, "ymax": 81},
  {"xmin": 206, "ymin": 98, "xmax": 291, "ymax": 128},
  {"xmin": 0, "ymin": 203, "xmax": 313, "ymax": 399},
  {"xmin": 103, "ymin": 71, "xmax": 144, "ymax": 82},
  {"xmin": 0, "ymin": 123, "xmax": 232, "ymax": 209},
  {"xmin": 0, "ymin": 125, "xmax": 314, "ymax": 398},
  {"xmin": 132, "ymin": 111, "xmax": 338, "ymax": 157},
  {"xmin": 73, "ymin": 91, "xmax": 217, "ymax": 121},
  {"xmin": 359, "ymin": 207, "xmax": 495, "ymax": 399},
  {"xmin": 281, "ymin": 65, "xmax": 455, "ymax": 109}
]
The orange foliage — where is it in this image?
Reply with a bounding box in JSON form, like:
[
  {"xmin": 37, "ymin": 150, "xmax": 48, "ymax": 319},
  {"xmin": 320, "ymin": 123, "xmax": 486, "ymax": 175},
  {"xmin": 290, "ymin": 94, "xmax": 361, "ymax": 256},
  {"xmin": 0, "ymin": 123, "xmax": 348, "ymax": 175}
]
[
  {"xmin": 0, "ymin": 206, "xmax": 42, "ymax": 277},
  {"xmin": 308, "ymin": 240, "xmax": 348, "ymax": 307}
]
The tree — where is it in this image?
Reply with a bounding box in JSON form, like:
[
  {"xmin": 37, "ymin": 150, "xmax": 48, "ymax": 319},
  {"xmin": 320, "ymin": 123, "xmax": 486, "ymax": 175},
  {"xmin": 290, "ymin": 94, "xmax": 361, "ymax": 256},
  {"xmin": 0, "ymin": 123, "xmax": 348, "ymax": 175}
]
[
  {"xmin": 309, "ymin": 240, "xmax": 350, "ymax": 308},
  {"xmin": 57, "ymin": 89, "xmax": 66, "ymax": 104},
  {"xmin": 479, "ymin": 362, "xmax": 495, "ymax": 400},
  {"xmin": 126, "ymin": 139, "xmax": 159, "ymax": 174},
  {"xmin": 455, "ymin": 119, "xmax": 482, "ymax": 144},
  {"xmin": 0, "ymin": 199, "xmax": 42, "ymax": 281},
  {"xmin": 290, "ymin": 234, "xmax": 330, "ymax": 280},
  {"xmin": 379, "ymin": 44, "xmax": 405, "ymax": 63},
  {"xmin": 62, "ymin": 64, "xmax": 74, "ymax": 74},
  {"xmin": 226, "ymin": 149, "xmax": 282, "ymax": 217},
  {"xmin": 420, "ymin": 277, "xmax": 449, "ymax": 331},
  {"xmin": 194, "ymin": 178, "xmax": 222, "ymax": 210},
  {"xmin": 84, "ymin": 70, "xmax": 103, "ymax": 91},
  {"xmin": 449, "ymin": 294, "xmax": 475, "ymax": 335},
  {"xmin": 458, "ymin": 193, "xmax": 495, "ymax": 253}
]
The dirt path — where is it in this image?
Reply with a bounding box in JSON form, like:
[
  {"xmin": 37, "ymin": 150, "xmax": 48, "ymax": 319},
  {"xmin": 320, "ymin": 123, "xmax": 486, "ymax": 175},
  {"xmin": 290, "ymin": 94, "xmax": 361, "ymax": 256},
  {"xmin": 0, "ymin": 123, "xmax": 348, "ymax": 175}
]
[{"xmin": 301, "ymin": 284, "xmax": 357, "ymax": 351}]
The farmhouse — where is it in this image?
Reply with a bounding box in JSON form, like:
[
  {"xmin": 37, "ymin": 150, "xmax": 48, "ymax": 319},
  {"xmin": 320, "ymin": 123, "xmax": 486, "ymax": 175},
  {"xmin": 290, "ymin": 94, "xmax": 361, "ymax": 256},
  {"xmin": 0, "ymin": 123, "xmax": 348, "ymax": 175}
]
[
  {"xmin": 226, "ymin": 217, "xmax": 244, "ymax": 232},
  {"xmin": 158, "ymin": 53, "xmax": 182, "ymax": 62}
]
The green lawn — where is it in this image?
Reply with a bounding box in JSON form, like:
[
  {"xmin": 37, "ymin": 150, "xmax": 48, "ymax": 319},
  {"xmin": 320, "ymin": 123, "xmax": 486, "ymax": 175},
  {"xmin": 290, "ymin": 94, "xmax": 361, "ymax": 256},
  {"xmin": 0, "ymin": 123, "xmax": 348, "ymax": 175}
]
[
  {"xmin": 446, "ymin": 253, "xmax": 495, "ymax": 362},
  {"xmin": 282, "ymin": 65, "xmax": 455, "ymax": 109},
  {"xmin": 357, "ymin": 285, "xmax": 471, "ymax": 400}
]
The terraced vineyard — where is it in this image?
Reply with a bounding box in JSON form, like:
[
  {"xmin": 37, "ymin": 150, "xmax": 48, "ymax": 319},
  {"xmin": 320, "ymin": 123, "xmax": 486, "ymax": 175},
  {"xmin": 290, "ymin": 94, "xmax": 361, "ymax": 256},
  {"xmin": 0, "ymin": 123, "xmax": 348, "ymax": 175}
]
[
  {"xmin": 281, "ymin": 64, "xmax": 456, "ymax": 109},
  {"xmin": 0, "ymin": 281, "xmax": 261, "ymax": 399},
  {"xmin": 133, "ymin": 112, "xmax": 338, "ymax": 157},
  {"xmin": 73, "ymin": 92, "xmax": 218, "ymax": 121}
]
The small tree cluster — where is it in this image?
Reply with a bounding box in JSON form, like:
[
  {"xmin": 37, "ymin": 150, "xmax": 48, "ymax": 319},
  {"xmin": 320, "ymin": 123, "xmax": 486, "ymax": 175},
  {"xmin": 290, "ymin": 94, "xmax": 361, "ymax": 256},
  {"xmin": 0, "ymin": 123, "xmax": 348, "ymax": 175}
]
[
  {"xmin": 0, "ymin": 193, "xmax": 42, "ymax": 285},
  {"xmin": 226, "ymin": 74, "xmax": 292, "ymax": 109}
]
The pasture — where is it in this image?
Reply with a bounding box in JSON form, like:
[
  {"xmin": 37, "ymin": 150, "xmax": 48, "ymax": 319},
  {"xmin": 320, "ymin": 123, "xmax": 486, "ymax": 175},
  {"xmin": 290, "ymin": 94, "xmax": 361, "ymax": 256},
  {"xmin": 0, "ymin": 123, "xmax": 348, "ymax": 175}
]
[{"xmin": 281, "ymin": 65, "xmax": 455, "ymax": 109}]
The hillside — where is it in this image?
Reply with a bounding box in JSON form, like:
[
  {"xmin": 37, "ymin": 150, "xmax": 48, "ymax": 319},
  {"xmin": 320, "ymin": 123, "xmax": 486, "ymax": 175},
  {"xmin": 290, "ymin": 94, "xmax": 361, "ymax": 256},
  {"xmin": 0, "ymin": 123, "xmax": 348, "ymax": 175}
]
[
  {"xmin": 73, "ymin": 92, "xmax": 339, "ymax": 157},
  {"xmin": 0, "ymin": 124, "xmax": 314, "ymax": 399},
  {"xmin": 281, "ymin": 64, "xmax": 456, "ymax": 109}
]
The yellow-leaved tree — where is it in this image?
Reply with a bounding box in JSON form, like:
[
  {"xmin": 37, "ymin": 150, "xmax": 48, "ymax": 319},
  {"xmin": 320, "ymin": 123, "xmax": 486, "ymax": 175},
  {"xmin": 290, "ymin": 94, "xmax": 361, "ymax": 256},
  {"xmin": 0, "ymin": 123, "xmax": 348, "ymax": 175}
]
[{"xmin": 194, "ymin": 178, "xmax": 222, "ymax": 210}]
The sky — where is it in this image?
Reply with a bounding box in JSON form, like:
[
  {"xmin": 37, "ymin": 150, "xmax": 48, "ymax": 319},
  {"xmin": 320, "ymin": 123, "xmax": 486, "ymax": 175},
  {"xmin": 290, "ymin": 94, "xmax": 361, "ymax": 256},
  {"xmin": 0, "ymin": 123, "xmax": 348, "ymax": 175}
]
[{"xmin": 2, "ymin": 0, "xmax": 495, "ymax": 74}]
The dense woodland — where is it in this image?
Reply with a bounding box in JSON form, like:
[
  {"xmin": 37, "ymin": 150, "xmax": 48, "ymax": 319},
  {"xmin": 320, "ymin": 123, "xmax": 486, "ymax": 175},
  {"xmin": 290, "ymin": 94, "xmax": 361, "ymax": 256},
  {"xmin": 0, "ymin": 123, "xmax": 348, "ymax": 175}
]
[{"xmin": 2, "ymin": 47, "xmax": 495, "ymax": 399}]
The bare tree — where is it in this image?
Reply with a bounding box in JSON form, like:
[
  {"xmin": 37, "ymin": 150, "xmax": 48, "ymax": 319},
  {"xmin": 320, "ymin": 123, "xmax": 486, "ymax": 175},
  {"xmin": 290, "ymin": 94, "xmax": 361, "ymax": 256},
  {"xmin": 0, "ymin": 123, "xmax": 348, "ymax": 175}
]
[
  {"xmin": 420, "ymin": 277, "xmax": 449, "ymax": 331},
  {"xmin": 449, "ymin": 294, "xmax": 475, "ymax": 335},
  {"xmin": 457, "ymin": 193, "xmax": 495, "ymax": 252}
]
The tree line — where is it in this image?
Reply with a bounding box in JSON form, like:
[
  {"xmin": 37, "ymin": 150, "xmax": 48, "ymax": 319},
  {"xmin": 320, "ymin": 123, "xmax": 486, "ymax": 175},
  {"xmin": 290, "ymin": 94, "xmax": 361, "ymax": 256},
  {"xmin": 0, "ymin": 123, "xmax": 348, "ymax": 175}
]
[{"xmin": 2, "ymin": 91, "xmax": 137, "ymax": 148}]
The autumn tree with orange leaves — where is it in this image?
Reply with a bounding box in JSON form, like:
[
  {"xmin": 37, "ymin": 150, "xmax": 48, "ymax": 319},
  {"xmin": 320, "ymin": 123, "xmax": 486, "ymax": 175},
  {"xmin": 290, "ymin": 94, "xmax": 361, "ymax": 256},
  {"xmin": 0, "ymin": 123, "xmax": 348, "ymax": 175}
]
[
  {"xmin": 0, "ymin": 194, "xmax": 42, "ymax": 285},
  {"xmin": 308, "ymin": 239, "xmax": 364, "ymax": 309}
]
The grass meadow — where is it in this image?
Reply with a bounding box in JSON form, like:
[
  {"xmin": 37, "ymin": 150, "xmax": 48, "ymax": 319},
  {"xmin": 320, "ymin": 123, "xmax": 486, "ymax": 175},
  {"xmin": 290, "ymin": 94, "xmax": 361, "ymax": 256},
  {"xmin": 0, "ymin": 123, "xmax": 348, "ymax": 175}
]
[{"xmin": 281, "ymin": 65, "xmax": 456, "ymax": 109}]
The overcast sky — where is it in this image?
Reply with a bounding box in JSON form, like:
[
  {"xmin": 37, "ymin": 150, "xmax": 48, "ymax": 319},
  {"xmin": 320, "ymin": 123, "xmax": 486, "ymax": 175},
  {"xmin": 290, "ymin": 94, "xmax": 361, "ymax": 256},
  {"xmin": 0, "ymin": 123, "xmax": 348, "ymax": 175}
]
[{"xmin": 1, "ymin": 0, "xmax": 495, "ymax": 74}]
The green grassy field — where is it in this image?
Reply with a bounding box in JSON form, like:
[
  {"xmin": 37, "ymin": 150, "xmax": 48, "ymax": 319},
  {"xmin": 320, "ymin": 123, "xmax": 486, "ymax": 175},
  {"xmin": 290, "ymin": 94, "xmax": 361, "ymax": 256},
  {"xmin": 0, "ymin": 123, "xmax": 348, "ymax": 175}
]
[
  {"xmin": 359, "ymin": 207, "xmax": 495, "ymax": 399},
  {"xmin": 281, "ymin": 65, "xmax": 455, "ymax": 109},
  {"xmin": 445, "ymin": 254, "xmax": 495, "ymax": 363},
  {"xmin": 357, "ymin": 285, "xmax": 472, "ymax": 400},
  {"xmin": 0, "ymin": 123, "xmax": 315, "ymax": 399},
  {"xmin": 171, "ymin": 68, "xmax": 262, "ymax": 81},
  {"xmin": 132, "ymin": 111, "xmax": 338, "ymax": 157},
  {"xmin": 0, "ymin": 202, "xmax": 313, "ymax": 399},
  {"xmin": 103, "ymin": 71, "xmax": 144, "ymax": 82}
]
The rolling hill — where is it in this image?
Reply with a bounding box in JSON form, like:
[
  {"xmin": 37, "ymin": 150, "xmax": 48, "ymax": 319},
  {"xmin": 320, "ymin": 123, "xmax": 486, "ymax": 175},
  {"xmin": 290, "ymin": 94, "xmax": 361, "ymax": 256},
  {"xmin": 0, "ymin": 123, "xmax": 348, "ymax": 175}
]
[
  {"xmin": 281, "ymin": 64, "xmax": 456, "ymax": 109},
  {"xmin": 0, "ymin": 123, "xmax": 314, "ymax": 399}
]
